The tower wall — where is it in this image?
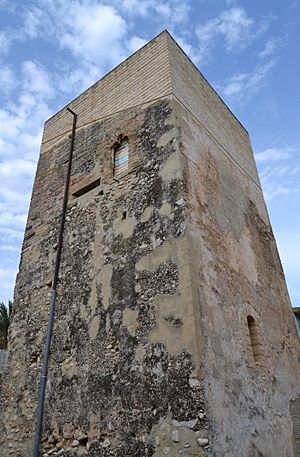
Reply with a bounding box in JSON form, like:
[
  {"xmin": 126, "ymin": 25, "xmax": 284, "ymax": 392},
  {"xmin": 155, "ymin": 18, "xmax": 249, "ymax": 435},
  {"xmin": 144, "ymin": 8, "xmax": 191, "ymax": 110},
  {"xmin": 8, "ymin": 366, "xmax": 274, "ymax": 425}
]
[
  {"xmin": 1, "ymin": 93, "xmax": 209, "ymax": 456},
  {"xmin": 1, "ymin": 31, "xmax": 299, "ymax": 457},
  {"xmin": 175, "ymin": 97, "xmax": 300, "ymax": 456}
]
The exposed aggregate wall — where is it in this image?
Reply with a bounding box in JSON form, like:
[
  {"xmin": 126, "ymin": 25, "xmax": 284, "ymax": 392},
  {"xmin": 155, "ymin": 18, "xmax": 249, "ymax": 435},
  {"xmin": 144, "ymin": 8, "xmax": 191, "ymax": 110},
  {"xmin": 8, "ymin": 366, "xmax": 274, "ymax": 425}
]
[
  {"xmin": 0, "ymin": 31, "xmax": 299, "ymax": 457},
  {"xmin": 174, "ymin": 98, "xmax": 300, "ymax": 457},
  {"xmin": 0, "ymin": 99, "xmax": 210, "ymax": 457}
]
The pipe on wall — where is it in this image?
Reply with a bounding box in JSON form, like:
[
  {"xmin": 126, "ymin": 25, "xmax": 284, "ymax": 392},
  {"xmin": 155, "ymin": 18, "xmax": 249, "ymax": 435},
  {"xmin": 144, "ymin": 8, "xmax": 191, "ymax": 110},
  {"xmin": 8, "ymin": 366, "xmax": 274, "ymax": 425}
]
[{"xmin": 33, "ymin": 107, "xmax": 77, "ymax": 457}]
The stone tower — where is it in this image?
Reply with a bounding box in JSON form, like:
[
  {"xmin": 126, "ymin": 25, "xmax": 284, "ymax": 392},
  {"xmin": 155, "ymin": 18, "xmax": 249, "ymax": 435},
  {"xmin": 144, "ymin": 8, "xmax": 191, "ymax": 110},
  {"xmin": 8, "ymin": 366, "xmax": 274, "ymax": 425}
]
[{"xmin": 1, "ymin": 31, "xmax": 299, "ymax": 457}]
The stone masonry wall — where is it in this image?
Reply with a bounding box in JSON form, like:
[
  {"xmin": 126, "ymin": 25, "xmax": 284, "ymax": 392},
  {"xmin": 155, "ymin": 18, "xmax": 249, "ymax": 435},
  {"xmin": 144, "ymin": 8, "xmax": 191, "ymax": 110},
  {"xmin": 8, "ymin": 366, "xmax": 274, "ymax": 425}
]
[
  {"xmin": 42, "ymin": 32, "xmax": 172, "ymax": 152},
  {"xmin": 1, "ymin": 30, "xmax": 299, "ymax": 457},
  {"xmin": 174, "ymin": 98, "xmax": 300, "ymax": 457},
  {"xmin": 0, "ymin": 99, "xmax": 209, "ymax": 457}
]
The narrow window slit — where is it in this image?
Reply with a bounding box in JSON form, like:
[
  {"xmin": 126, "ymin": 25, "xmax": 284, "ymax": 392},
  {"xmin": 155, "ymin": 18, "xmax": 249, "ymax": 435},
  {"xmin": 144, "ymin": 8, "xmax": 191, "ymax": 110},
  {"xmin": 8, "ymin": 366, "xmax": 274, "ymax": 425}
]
[
  {"xmin": 247, "ymin": 315, "xmax": 263, "ymax": 364},
  {"xmin": 291, "ymin": 397, "xmax": 300, "ymax": 456},
  {"xmin": 72, "ymin": 178, "xmax": 100, "ymax": 198},
  {"xmin": 113, "ymin": 135, "xmax": 129, "ymax": 177}
]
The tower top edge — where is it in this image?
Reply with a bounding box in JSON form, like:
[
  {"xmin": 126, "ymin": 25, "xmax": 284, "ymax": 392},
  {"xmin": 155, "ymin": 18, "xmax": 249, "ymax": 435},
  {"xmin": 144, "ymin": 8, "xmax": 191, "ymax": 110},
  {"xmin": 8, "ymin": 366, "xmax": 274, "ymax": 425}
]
[{"xmin": 43, "ymin": 29, "xmax": 248, "ymax": 137}]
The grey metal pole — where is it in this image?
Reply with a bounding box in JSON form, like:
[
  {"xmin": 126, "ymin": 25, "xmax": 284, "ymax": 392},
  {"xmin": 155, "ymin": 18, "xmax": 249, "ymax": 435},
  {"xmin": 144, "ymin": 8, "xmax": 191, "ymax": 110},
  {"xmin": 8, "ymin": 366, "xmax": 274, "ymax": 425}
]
[{"xmin": 33, "ymin": 107, "xmax": 77, "ymax": 457}]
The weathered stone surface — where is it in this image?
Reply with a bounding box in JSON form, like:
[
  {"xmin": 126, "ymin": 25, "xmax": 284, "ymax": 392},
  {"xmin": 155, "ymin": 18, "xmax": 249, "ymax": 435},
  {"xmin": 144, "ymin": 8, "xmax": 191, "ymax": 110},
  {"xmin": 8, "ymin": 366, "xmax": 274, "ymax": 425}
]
[{"xmin": 0, "ymin": 31, "xmax": 299, "ymax": 457}]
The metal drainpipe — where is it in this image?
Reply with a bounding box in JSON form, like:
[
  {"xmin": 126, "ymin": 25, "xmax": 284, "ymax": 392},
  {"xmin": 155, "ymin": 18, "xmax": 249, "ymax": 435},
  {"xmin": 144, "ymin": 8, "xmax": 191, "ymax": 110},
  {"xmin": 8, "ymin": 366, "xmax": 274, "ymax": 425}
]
[{"xmin": 33, "ymin": 107, "xmax": 77, "ymax": 457}]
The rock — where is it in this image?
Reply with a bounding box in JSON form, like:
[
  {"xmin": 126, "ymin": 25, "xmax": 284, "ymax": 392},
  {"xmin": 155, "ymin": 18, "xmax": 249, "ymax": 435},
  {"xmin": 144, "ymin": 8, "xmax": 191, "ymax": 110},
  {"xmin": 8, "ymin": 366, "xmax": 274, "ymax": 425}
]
[
  {"xmin": 172, "ymin": 430, "xmax": 179, "ymax": 442},
  {"xmin": 63, "ymin": 423, "xmax": 74, "ymax": 439},
  {"xmin": 172, "ymin": 418, "xmax": 198, "ymax": 429},
  {"xmin": 71, "ymin": 439, "xmax": 79, "ymax": 447},
  {"xmin": 189, "ymin": 378, "xmax": 201, "ymax": 388},
  {"xmin": 74, "ymin": 430, "xmax": 87, "ymax": 442},
  {"xmin": 197, "ymin": 438, "xmax": 209, "ymax": 447},
  {"xmin": 48, "ymin": 435, "xmax": 56, "ymax": 444},
  {"xmin": 101, "ymin": 438, "xmax": 110, "ymax": 448},
  {"xmin": 77, "ymin": 446, "xmax": 88, "ymax": 456}
]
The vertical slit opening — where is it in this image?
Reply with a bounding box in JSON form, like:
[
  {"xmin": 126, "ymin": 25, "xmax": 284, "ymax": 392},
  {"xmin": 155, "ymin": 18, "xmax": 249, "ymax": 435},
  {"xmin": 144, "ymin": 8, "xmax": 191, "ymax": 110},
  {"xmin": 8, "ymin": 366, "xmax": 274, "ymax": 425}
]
[
  {"xmin": 291, "ymin": 397, "xmax": 300, "ymax": 456},
  {"xmin": 113, "ymin": 135, "xmax": 129, "ymax": 177},
  {"xmin": 247, "ymin": 315, "xmax": 263, "ymax": 364}
]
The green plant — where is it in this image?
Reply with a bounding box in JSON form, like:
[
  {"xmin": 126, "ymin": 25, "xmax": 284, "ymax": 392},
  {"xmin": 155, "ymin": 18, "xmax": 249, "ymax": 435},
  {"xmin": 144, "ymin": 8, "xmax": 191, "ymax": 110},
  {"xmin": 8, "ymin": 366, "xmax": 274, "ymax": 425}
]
[{"xmin": 0, "ymin": 301, "xmax": 13, "ymax": 350}]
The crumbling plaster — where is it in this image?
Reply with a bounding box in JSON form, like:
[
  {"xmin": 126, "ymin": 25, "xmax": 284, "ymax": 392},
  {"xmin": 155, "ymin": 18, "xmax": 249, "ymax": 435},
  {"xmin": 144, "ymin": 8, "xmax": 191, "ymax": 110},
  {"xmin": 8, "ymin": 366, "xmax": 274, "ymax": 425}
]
[{"xmin": 1, "ymin": 30, "xmax": 299, "ymax": 457}]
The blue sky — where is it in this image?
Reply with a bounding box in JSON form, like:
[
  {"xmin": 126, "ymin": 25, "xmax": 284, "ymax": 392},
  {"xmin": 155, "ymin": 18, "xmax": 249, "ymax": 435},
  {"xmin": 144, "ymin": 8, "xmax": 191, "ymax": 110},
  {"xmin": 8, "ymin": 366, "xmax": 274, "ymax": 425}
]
[{"xmin": 0, "ymin": 0, "xmax": 299, "ymax": 306}]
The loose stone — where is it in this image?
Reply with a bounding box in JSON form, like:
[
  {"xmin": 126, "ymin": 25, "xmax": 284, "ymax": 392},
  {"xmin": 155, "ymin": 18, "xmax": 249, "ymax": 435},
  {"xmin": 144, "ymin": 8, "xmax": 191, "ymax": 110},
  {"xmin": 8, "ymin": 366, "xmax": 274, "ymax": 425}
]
[
  {"xmin": 197, "ymin": 438, "xmax": 209, "ymax": 447},
  {"xmin": 172, "ymin": 430, "xmax": 179, "ymax": 442}
]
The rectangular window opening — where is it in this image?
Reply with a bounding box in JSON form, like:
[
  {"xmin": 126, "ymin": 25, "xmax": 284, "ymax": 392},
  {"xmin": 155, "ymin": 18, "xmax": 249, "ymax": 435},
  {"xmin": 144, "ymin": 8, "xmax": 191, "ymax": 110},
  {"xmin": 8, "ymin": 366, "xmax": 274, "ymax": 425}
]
[
  {"xmin": 113, "ymin": 139, "xmax": 129, "ymax": 177},
  {"xmin": 72, "ymin": 178, "xmax": 101, "ymax": 198}
]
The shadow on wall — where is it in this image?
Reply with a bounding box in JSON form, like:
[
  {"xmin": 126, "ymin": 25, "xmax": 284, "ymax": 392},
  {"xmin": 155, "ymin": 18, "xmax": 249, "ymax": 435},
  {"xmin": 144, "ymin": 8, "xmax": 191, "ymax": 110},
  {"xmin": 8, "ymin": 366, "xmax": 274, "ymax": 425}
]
[
  {"xmin": 247, "ymin": 315, "xmax": 264, "ymax": 365},
  {"xmin": 291, "ymin": 397, "xmax": 300, "ymax": 457},
  {"xmin": 0, "ymin": 349, "xmax": 8, "ymax": 373}
]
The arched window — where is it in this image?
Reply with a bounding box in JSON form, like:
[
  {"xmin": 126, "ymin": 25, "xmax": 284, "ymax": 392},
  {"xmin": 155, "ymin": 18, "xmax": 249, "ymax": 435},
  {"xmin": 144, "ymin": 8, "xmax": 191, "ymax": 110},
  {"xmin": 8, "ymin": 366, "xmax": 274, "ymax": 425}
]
[
  {"xmin": 247, "ymin": 315, "xmax": 263, "ymax": 364},
  {"xmin": 112, "ymin": 135, "xmax": 129, "ymax": 177}
]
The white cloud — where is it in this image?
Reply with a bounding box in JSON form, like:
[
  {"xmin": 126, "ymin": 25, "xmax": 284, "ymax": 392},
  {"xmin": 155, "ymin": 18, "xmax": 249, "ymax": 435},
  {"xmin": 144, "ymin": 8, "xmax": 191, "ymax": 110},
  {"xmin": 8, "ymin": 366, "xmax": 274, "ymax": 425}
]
[
  {"xmin": 0, "ymin": 211, "xmax": 28, "ymax": 228},
  {"xmin": 168, "ymin": 2, "xmax": 191, "ymax": 25},
  {"xmin": 60, "ymin": 4, "xmax": 128, "ymax": 67},
  {"xmin": 0, "ymin": 227, "xmax": 24, "ymax": 242},
  {"xmin": 55, "ymin": 64, "xmax": 100, "ymax": 96},
  {"xmin": 0, "ymin": 0, "xmax": 15, "ymax": 12},
  {"xmin": 216, "ymin": 7, "xmax": 254, "ymax": 50},
  {"xmin": 0, "ymin": 31, "xmax": 10, "ymax": 57},
  {"xmin": 0, "ymin": 65, "xmax": 15, "ymax": 94},
  {"xmin": 0, "ymin": 68, "xmax": 51, "ymax": 276},
  {"xmin": 255, "ymin": 147, "xmax": 300, "ymax": 203},
  {"xmin": 195, "ymin": 7, "xmax": 254, "ymax": 61},
  {"xmin": 219, "ymin": 59, "xmax": 276, "ymax": 102},
  {"xmin": 0, "ymin": 245, "xmax": 20, "ymax": 252},
  {"xmin": 120, "ymin": 0, "xmax": 190, "ymax": 24},
  {"xmin": 195, "ymin": 7, "xmax": 273, "ymax": 64},
  {"xmin": 0, "ymin": 268, "xmax": 17, "ymax": 303},
  {"xmin": 263, "ymin": 185, "xmax": 292, "ymax": 201},
  {"xmin": 20, "ymin": 1, "xmax": 149, "ymax": 95},
  {"xmin": 22, "ymin": 61, "xmax": 55, "ymax": 99},
  {"xmin": 259, "ymin": 38, "xmax": 280, "ymax": 58},
  {"xmin": 274, "ymin": 228, "xmax": 300, "ymax": 307},
  {"xmin": 255, "ymin": 147, "xmax": 295, "ymax": 162},
  {"xmin": 0, "ymin": 97, "xmax": 50, "ymax": 160},
  {"xmin": 173, "ymin": 35, "xmax": 199, "ymax": 64},
  {"xmin": 23, "ymin": 6, "xmax": 45, "ymax": 39},
  {"xmin": 0, "ymin": 158, "xmax": 36, "ymax": 180},
  {"xmin": 21, "ymin": 1, "xmax": 146, "ymax": 72},
  {"xmin": 128, "ymin": 36, "xmax": 148, "ymax": 54}
]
